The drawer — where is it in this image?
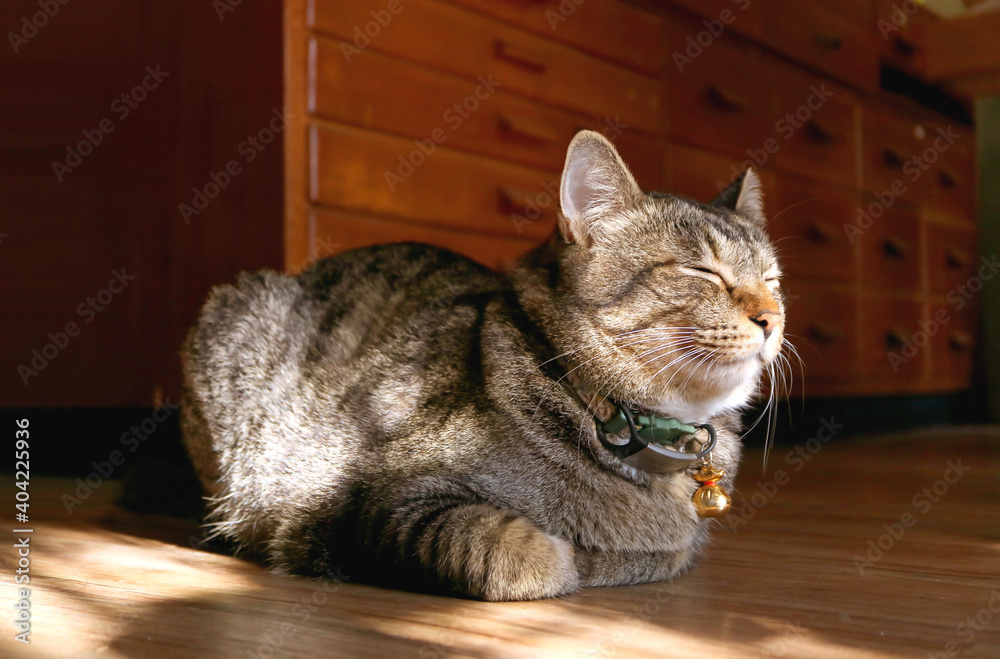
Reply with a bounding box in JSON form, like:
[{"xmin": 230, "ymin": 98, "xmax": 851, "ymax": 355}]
[
  {"xmin": 309, "ymin": 124, "xmax": 558, "ymax": 240},
  {"xmin": 308, "ymin": 208, "xmax": 536, "ymax": 273},
  {"xmin": 771, "ymin": 64, "xmax": 859, "ymax": 189},
  {"xmin": 925, "ymin": 220, "xmax": 978, "ymax": 294},
  {"xmin": 665, "ymin": 25, "xmax": 773, "ymax": 160},
  {"xmin": 860, "ymin": 106, "xmax": 924, "ymax": 196},
  {"xmin": 763, "ymin": 0, "xmax": 879, "ymax": 91},
  {"xmin": 309, "ymin": 39, "xmax": 662, "ymax": 187},
  {"xmin": 444, "ymin": 0, "xmax": 664, "ymax": 76},
  {"xmin": 667, "ymin": 0, "xmax": 764, "ymax": 41},
  {"xmin": 782, "ymin": 284, "xmax": 858, "ymax": 383},
  {"xmin": 858, "ymin": 205, "xmax": 921, "ymax": 292},
  {"xmin": 874, "ymin": 0, "xmax": 934, "ymax": 71},
  {"xmin": 929, "ymin": 304, "xmax": 977, "ymax": 388},
  {"xmin": 666, "ymin": 143, "xmax": 777, "ymax": 206},
  {"xmin": 860, "ymin": 295, "xmax": 927, "ymax": 380},
  {"xmin": 768, "ymin": 178, "xmax": 857, "ymax": 282},
  {"xmin": 310, "ymin": 0, "xmax": 662, "ymax": 134},
  {"xmin": 918, "ymin": 119, "xmax": 975, "ymax": 218}
]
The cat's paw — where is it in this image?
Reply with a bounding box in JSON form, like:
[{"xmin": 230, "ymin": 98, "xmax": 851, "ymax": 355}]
[{"xmin": 473, "ymin": 517, "xmax": 579, "ymax": 602}]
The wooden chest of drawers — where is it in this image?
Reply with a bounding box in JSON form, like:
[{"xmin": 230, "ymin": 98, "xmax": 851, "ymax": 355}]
[{"xmin": 280, "ymin": 0, "xmax": 979, "ymax": 398}]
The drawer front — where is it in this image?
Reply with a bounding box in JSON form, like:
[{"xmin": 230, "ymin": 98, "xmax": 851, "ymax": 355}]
[
  {"xmin": 925, "ymin": 221, "xmax": 978, "ymax": 294},
  {"xmin": 860, "ymin": 295, "xmax": 927, "ymax": 380},
  {"xmin": 763, "ymin": 0, "xmax": 879, "ymax": 91},
  {"xmin": 771, "ymin": 65, "xmax": 859, "ymax": 189},
  {"xmin": 874, "ymin": 0, "xmax": 933, "ymax": 69},
  {"xmin": 782, "ymin": 284, "xmax": 858, "ymax": 382},
  {"xmin": 445, "ymin": 0, "xmax": 663, "ymax": 76},
  {"xmin": 309, "ymin": 39, "xmax": 662, "ymax": 187},
  {"xmin": 310, "ymin": 124, "xmax": 558, "ymax": 240},
  {"xmin": 860, "ymin": 106, "xmax": 923, "ymax": 195},
  {"xmin": 769, "ymin": 178, "xmax": 857, "ymax": 282},
  {"xmin": 667, "ymin": 0, "xmax": 764, "ymax": 41},
  {"xmin": 858, "ymin": 205, "xmax": 921, "ymax": 291},
  {"xmin": 929, "ymin": 304, "xmax": 977, "ymax": 388},
  {"xmin": 666, "ymin": 143, "xmax": 776, "ymax": 206},
  {"xmin": 665, "ymin": 25, "xmax": 773, "ymax": 160},
  {"xmin": 310, "ymin": 0, "xmax": 662, "ymax": 134},
  {"xmin": 309, "ymin": 208, "xmax": 536, "ymax": 273},
  {"xmin": 918, "ymin": 120, "xmax": 975, "ymax": 218},
  {"xmin": 824, "ymin": 0, "xmax": 872, "ymax": 25}
]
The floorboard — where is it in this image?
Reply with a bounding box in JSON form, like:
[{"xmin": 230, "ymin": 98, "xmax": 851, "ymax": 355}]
[{"xmin": 3, "ymin": 426, "xmax": 999, "ymax": 658}]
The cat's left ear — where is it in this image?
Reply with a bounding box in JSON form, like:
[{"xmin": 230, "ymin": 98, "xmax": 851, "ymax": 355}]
[
  {"xmin": 559, "ymin": 130, "xmax": 642, "ymax": 245},
  {"xmin": 710, "ymin": 169, "xmax": 766, "ymax": 225}
]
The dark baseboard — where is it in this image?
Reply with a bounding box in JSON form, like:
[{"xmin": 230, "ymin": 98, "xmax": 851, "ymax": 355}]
[{"xmin": 739, "ymin": 388, "xmax": 988, "ymax": 451}]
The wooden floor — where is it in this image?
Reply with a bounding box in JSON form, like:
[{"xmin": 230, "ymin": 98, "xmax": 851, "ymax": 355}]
[{"xmin": 4, "ymin": 426, "xmax": 1000, "ymax": 658}]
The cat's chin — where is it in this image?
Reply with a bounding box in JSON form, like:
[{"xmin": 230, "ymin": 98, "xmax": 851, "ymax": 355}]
[{"xmin": 651, "ymin": 356, "xmax": 763, "ymax": 422}]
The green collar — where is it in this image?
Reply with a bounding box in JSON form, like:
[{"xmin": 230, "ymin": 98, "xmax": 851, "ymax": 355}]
[
  {"xmin": 549, "ymin": 356, "xmax": 716, "ymax": 474},
  {"xmin": 600, "ymin": 408, "xmax": 699, "ymax": 446}
]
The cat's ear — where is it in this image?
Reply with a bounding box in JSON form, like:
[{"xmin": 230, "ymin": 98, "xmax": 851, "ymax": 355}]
[
  {"xmin": 710, "ymin": 169, "xmax": 765, "ymax": 224},
  {"xmin": 559, "ymin": 130, "xmax": 642, "ymax": 244}
]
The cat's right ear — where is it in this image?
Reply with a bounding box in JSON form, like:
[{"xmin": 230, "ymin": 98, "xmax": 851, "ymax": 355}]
[{"xmin": 559, "ymin": 130, "xmax": 642, "ymax": 245}]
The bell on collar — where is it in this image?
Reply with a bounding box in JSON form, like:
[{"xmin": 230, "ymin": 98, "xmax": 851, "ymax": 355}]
[{"xmin": 692, "ymin": 463, "xmax": 732, "ymax": 518}]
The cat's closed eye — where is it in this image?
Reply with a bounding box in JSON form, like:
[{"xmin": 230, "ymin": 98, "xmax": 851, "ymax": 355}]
[{"xmin": 682, "ymin": 266, "xmax": 731, "ymax": 291}]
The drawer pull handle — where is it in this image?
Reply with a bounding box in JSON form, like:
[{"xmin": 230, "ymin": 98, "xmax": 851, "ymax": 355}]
[
  {"xmin": 814, "ymin": 32, "xmax": 843, "ymax": 51},
  {"xmin": 806, "ymin": 222, "xmax": 838, "ymax": 244},
  {"xmin": 883, "ymin": 237, "xmax": 909, "ymax": 259},
  {"xmin": 883, "ymin": 147, "xmax": 906, "ymax": 170},
  {"xmin": 885, "ymin": 329, "xmax": 907, "ymax": 349},
  {"xmin": 498, "ymin": 185, "xmax": 545, "ymax": 218},
  {"xmin": 946, "ymin": 248, "xmax": 971, "ymax": 270},
  {"xmin": 948, "ymin": 331, "xmax": 974, "ymax": 353},
  {"xmin": 805, "ymin": 119, "xmax": 840, "ymax": 144},
  {"xmin": 706, "ymin": 85, "xmax": 747, "ymax": 112},
  {"xmin": 495, "ymin": 39, "xmax": 548, "ymax": 73},
  {"xmin": 939, "ymin": 167, "xmax": 961, "ymax": 188},
  {"xmin": 500, "ymin": 0, "xmax": 549, "ymax": 4},
  {"xmin": 893, "ymin": 37, "xmax": 917, "ymax": 58},
  {"xmin": 497, "ymin": 112, "xmax": 557, "ymax": 145},
  {"xmin": 808, "ymin": 323, "xmax": 844, "ymax": 344}
]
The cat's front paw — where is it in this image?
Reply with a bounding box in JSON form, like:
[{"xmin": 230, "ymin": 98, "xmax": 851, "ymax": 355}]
[{"xmin": 472, "ymin": 517, "xmax": 579, "ymax": 602}]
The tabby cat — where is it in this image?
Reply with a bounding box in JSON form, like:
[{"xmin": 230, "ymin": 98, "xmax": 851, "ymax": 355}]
[{"xmin": 181, "ymin": 130, "xmax": 785, "ymax": 601}]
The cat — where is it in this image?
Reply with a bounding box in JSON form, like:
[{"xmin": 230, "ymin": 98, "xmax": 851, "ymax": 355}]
[{"xmin": 180, "ymin": 130, "xmax": 786, "ymax": 601}]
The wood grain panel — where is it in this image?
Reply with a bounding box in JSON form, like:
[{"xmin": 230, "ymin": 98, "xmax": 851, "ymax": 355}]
[
  {"xmin": 309, "ymin": 37, "xmax": 662, "ymax": 187},
  {"xmin": 666, "ymin": 0, "xmax": 764, "ymax": 41},
  {"xmin": 665, "ymin": 23, "xmax": 774, "ymax": 160},
  {"xmin": 860, "ymin": 105, "xmax": 924, "ymax": 196},
  {"xmin": 762, "ymin": 0, "xmax": 879, "ymax": 91},
  {"xmin": 782, "ymin": 282, "xmax": 859, "ymax": 383},
  {"xmin": 769, "ymin": 177, "xmax": 858, "ymax": 283},
  {"xmin": 309, "ymin": 123, "xmax": 558, "ymax": 240},
  {"xmin": 445, "ymin": 0, "xmax": 664, "ymax": 76},
  {"xmin": 309, "ymin": 0, "xmax": 662, "ymax": 133},
  {"xmin": 771, "ymin": 62, "xmax": 860, "ymax": 189},
  {"xmin": 925, "ymin": 218, "xmax": 979, "ymax": 294},
  {"xmin": 859, "ymin": 293, "xmax": 928, "ymax": 382},
  {"xmin": 858, "ymin": 205, "xmax": 922, "ymax": 292},
  {"xmin": 309, "ymin": 208, "xmax": 537, "ymax": 274}
]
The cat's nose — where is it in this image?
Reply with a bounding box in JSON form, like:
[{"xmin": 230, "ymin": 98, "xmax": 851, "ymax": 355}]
[{"xmin": 750, "ymin": 311, "xmax": 780, "ymax": 339}]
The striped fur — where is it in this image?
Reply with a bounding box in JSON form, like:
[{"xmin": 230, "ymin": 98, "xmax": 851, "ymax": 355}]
[{"xmin": 181, "ymin": 131, "xmax": 785, "ymax": 601}]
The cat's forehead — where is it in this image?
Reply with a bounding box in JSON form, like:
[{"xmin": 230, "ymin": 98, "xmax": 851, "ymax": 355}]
[{"xmin": 646, "ymin": 195, "xmax": 776, "ymax": 270}]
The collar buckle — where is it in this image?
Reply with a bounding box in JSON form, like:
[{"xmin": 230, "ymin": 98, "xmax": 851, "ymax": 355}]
[{"xmin": 596, "ymin": 405, "xmax": 717, "ymax": 475}]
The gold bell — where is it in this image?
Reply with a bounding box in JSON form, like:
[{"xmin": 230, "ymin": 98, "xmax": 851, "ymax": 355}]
[{"xmin": 692, "ymin": 463, "xmax": 732, "ymax": 518}]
